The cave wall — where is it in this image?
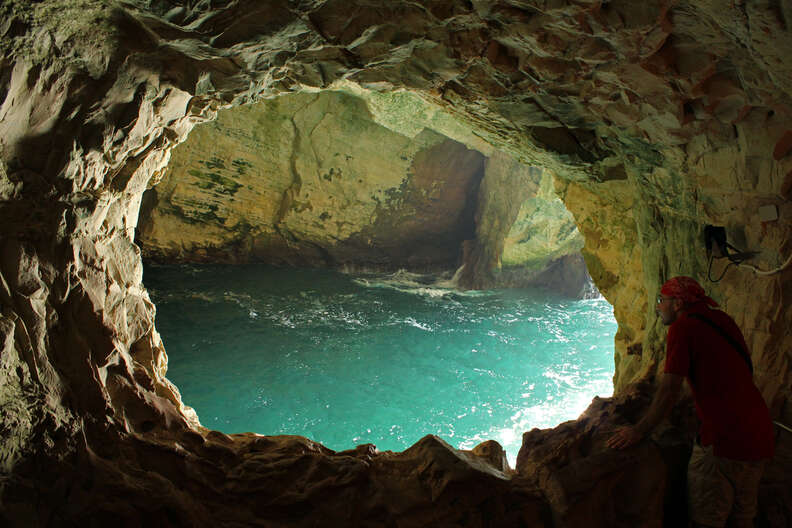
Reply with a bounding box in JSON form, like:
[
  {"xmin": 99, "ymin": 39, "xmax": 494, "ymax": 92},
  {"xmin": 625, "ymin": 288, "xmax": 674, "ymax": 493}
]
[
  {"xmin": 136, "ymin": 90, "xmax": 488, "ymax": 268},
  {"xmin": 136, "ymin": 89, "xmax": 584, "ymax": 286},
  {"xmin": 555, "ymin": 90, "xmax": 792, "ymax": 399},
  {"xmin": 1, "ymin": 0, "xmax": 791, "ymax": 525}
]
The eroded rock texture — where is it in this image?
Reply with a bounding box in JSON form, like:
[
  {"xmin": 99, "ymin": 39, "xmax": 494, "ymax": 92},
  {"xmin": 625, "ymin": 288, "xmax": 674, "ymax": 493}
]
[
  {"xmin": 1, "ymin": 0, "xmax": 791, "ymax": 525},
  {"xmin": 135, "ymin": 89, "xmax": 583, "ymax": 290}
]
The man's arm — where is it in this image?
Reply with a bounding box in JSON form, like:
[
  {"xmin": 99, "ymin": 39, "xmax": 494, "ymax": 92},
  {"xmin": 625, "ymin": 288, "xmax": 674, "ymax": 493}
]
[{"xmin": 607, "ymin": 373, "xmax": 684, "ymax": 449}]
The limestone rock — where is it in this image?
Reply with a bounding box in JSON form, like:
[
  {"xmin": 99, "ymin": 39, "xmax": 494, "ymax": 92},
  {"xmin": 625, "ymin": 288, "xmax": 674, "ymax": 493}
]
[
  {"xmin": 516, "ymin": 383, "xmax": 691, "ymax": 527},
  {"xmin": 1, "ymin": 0, "xmax": 791, "ymax": 525},
  {"xmin": 137, "ymin": 90, "xmax": 584, "ymax": 285}
]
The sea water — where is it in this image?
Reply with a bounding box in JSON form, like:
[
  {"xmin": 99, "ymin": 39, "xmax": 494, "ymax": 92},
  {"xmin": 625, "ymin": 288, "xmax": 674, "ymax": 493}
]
[{"xmin": 146, "ymin": 264, "xmax": 616, "ymax": 464}]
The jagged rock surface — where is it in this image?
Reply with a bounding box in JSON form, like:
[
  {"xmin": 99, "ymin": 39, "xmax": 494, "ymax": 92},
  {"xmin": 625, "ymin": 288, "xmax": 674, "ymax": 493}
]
[{"xmin": 1, "ymin": 0, "xmax": 791, "ymax": 525}]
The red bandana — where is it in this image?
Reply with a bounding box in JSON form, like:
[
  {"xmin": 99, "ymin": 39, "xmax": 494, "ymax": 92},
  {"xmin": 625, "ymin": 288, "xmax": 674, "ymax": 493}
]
[{"xmin": 660, "ymin": 276, "xmax": 718, "ymax": 307}]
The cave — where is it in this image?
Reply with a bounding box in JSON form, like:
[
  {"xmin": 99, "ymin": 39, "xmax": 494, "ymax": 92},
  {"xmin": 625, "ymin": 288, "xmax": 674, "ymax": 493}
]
[
  {"xmin": 135, "ymin": 86, "xmax": 610, "ymax": 461},
  {"xmin": 134, "ymin": 88, "xmax": 590, "ymax": 290},
  {"xmin": 1, "ymin": 1, "xmax": 791, "ymax": 526}
]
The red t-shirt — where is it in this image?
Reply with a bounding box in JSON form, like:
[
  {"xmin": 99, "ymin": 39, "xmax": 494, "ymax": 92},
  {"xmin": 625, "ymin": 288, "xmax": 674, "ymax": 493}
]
[{"xmin": 664, "ymin": 303, "xmax": 774, "ymax": 460}]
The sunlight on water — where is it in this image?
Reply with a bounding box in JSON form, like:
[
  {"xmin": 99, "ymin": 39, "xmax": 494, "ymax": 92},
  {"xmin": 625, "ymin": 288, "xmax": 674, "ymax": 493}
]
[{"xmin": 146, "ymin": 264, "xmax": 616, "ymax": 466}]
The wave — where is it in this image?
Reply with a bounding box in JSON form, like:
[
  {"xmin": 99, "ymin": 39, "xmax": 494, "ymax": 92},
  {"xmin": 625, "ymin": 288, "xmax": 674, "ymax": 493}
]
[{"xmin": 351, "ymin": 268, "xmax": 489, "ymax": 298}]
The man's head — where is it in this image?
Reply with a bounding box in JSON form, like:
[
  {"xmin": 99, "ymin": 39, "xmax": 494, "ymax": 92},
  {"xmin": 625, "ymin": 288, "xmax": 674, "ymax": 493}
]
[{"xmin": 656, "ymin": 276, "xmax": 718, "ymax": 326}]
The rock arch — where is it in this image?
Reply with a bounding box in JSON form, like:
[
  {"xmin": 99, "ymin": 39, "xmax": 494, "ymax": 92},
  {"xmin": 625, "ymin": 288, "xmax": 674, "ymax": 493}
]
[{"xmin": 1, "ymin": 1, "xmax": 790, "ymax": 525}]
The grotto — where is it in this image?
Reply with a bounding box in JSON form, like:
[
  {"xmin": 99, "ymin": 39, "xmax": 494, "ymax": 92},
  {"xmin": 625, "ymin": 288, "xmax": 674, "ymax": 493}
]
[{"xmin": 0, "ymin": 0, "xmax": 791, "ymax": 526}]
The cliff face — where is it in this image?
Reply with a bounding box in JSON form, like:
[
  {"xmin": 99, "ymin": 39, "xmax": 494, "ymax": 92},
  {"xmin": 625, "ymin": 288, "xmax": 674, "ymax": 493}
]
[
  {"xmin": 136, "ymin": 90, "xmax": 482, "ymax": 268},
  {"xmin": 135, "ymin": 89, "xmax": 583, "ymax": 287},
  {"xmin": 1, "ymin": 0, "xmax": 791, "ymax": 525}
]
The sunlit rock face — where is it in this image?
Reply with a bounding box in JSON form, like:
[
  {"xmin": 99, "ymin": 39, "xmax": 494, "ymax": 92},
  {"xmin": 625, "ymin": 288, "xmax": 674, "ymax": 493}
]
[
  {"xmin": 1, "ymin": 0, "xmax": 791, "ymax": 525},
  {"xmin": 137, "ymin": 91, "xmax": 484, "ymax": 269},
  {"xmin": 136, "ymin": 89, "xmax": 584, "ymax": 290}
]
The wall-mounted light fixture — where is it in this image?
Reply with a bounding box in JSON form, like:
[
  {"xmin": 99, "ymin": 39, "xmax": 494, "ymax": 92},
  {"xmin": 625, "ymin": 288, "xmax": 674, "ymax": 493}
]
[{"xmin": 704, "ymin": 225, "xmax": 759, "ymax": 282}]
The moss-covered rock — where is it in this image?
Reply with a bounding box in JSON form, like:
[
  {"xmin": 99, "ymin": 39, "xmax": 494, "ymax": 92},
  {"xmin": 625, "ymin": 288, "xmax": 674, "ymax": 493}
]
[
  {"xmin": 137, "ymin": 91, "xmax": 583, "ymax": 283},
  {"xmin": 1, "ymin": 0, "xmax": 791, "ymax": 525}
]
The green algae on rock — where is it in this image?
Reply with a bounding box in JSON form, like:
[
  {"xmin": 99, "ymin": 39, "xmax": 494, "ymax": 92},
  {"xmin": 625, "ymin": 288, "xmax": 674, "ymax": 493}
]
[
  {"xmin": 137, "ymin": 90, "xmax": 585, "ymax": 289},
  {"xmin": 1, "ymin": 0, "xmax": 791, "ymax": 525}
]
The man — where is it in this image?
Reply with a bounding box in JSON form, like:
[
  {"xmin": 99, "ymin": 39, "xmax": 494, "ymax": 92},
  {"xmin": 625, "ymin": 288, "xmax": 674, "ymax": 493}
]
[{"xmin": 607, "ymin": 276, "xmax": 774, "ymax": 528}]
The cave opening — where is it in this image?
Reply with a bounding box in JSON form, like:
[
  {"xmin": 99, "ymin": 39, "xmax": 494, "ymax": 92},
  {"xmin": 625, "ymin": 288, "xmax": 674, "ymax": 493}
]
[
  {"xmin": 3, "ymin": 2, "xmax": 792, "ymax": 524},
  {"xmin": 144, "ymin": 263, "xmax": 616, "ymax": 464},
  {"xmin": 135, "ymin": 87, "xmax": 617, "ymax": 465}
]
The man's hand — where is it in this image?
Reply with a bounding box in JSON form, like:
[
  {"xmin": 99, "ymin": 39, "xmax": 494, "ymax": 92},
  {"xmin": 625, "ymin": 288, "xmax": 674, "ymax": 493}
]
[
  {"xmin": 606, "ymin": 374, "xmax": 683, "ymax": 450},
  {"xmin": 607, "ymin": 425, "xmax": 644, "ymax": 450}
]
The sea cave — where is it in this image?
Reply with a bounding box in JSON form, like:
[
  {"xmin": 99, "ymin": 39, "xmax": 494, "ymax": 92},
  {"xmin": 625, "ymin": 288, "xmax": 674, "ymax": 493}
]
[{"xmin": 0, "ymin": 1, "xmax": 790, "ymax": 526}]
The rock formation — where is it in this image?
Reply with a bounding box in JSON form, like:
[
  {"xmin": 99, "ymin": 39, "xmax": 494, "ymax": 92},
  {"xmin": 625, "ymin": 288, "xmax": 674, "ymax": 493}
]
[
  {"xmin": 1, "ymin": 0, "xmax": 791, "ymax": 526},
  {"xmin": 135, "ymin": 89, "xmax": 585, "ymax": 290}
]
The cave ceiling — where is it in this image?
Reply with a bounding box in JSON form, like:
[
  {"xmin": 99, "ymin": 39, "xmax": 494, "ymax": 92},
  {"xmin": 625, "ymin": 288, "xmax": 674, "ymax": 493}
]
[{"xmin": 1, "ymin": 0, "xmax": 791, "ymax": 525}]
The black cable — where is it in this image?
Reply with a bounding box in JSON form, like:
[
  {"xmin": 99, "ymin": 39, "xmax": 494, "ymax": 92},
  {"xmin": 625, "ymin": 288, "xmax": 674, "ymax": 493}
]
[{"xmin": 707, "ymin": 254, "xmax": 733, "ymax": 283}]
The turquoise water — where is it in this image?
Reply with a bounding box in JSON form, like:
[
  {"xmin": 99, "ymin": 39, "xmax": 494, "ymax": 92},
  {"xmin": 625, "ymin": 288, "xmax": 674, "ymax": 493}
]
[{"xmin": 146, "ymin": 264, "xmax": 616, "ymax": 464}]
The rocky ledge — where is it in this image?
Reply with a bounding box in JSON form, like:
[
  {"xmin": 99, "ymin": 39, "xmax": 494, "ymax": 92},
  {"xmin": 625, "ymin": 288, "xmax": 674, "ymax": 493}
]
[
  {"xmin": 1, "ymin": 0, "xmax": 791, "ymax": 525},
  {"xmin": 4, "ymin": 380, "xmax": 788, "ymax": 526}
]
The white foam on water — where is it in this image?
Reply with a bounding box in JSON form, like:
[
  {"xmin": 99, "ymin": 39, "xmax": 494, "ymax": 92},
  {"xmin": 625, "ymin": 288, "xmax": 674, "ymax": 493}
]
[
  {"xmin": 351, "ymin": 268, "xmax": 492, "ymax": 298},
  {"xmin": 403, "ymin": 317, "xmax": 434, "ymax": 331},
  {"xmin": 151, "ymin": 264, "xmax": 616, "ymax": 471},
  {"xmin": 457, "ymin": 381, "xmax": 613, "ymax": 468}
]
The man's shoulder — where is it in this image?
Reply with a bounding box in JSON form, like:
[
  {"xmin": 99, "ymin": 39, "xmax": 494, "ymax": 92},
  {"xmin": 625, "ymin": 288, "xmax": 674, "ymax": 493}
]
[
  {"xmin": 679, "ymin": 306, "xmax": 744, "ymax": 340},
  {"xmin": 672, "ymin": 310, "xmax": 703, "ymax": 329},
  {"xmin": 673, "ymin": 306, "xmax": 725, "ymax": 332},
  {"xmin": 683, "ymin": 304, "xmax": 733, "ymax": 321},
  {"xmin": 691, "ymin": 306, "xmax": 738, "ymax": 327}
]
